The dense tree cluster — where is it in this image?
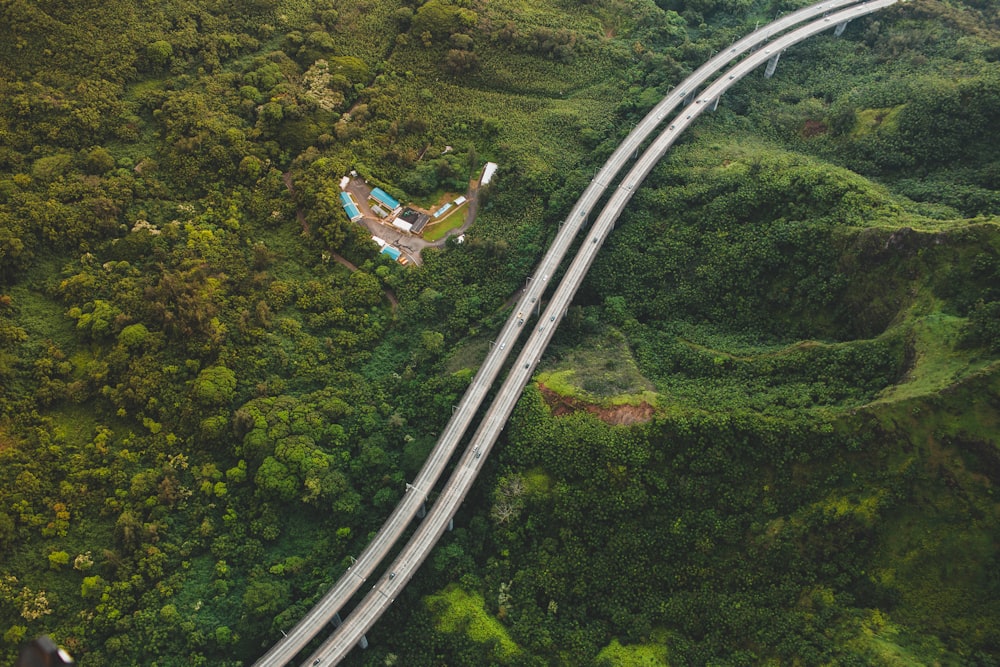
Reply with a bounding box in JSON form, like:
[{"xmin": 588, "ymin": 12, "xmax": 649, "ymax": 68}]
[{"xmin": 0, "ymin": 0, "xmax": 998, "ymax": 665}]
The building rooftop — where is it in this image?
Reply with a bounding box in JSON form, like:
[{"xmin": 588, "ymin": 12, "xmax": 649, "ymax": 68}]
[
  {"xmin": 481, "ymin": 162, "xmax": 498, "ymax": 185},
  {"xmin": 369, "ymin": 187, "xmax": 400, "ymax": 210},
  {"xmin": 433, "ymin": 202, "xmax": 453, "ymax": 219},
  {"xmin": 343, "ymin": 202, "xmax": 361, "ymax": 221},
  {"xmin": 411, "ymin": 213, "xmax": 431, "ymax": 234}
]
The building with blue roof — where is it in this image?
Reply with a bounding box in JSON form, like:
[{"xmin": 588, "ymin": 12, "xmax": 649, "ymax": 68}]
[
  {"xmin": 338, "ymin": 191, "xmax": 362, "ymax": 221},
  {"xmin": 369, "ymin": 187, "xmax": 400, "ymax": 211},
  {"xmin": 380, "ymin": 245, "xmax": 401, "ymax": 261},
  {"xmin": 343, "ymin": 202, "xmax": 362, "ymax": 221}
]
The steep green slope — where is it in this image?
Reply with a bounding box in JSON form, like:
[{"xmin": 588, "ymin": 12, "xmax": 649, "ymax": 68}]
[
  {"xmin": 361, "ymin": 3, "xmax": 1000, "ymax": 666},
  {"xmin": 401, "ymin": 172, "xmax": 1000, "ymax": 665}
]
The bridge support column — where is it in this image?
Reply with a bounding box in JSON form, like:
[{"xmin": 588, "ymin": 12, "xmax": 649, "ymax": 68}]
[
  {"xmin": 710, "ymin": 97, "xmax": 720, "ymax": 112},
  {"xmin": 332, "ymin": 612, "xmax": 343, "ymax": 628},
  {"xmin": 764, "ymin": 51, "xmax": 781, "ymax": 79},
  {"xmin": 417, "ymin": 502, "xmax": 426, "ymax": 519},
  {"xmin": 834, "ymin": 19, "xmax": 849, "ymax": 36},
  {"xmin": 358, "ymin": 635, "xmax": 369, "ymax": 650},
  {"xmin": 447, "ymin": 518, "xmax": 454, "ymax": 532}
]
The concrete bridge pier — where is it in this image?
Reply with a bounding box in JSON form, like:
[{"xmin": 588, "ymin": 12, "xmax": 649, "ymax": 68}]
[
  {"xmin": 447, "ymin": 518, "xmax": 454, "ymax": 532},
  {"xmin": 358, "ymin": 635, "xmax": 368, "ymax": 650},
  {"xmin": 764, "ymin": 51, "xmax": 781, "ymax": 78},
  {"xmin": 710, "ymin": 97, "xmax": 720, "ymax": 112},
  {"xmin": 834, "ymin": 19, "xmax": 849, "ymax": 36},
  {"xmin": 332, "ymin": 612, "xmax": 343, "ymax": 628},
  {"xmin": 417, "ymin": 502, "xmax": 426, "ymax": 519}
]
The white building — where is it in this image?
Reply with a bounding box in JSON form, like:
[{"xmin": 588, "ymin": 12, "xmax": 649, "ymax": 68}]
[{"xmin": 481, "ymin": 162, "xmax": 498, "ymax": 186}]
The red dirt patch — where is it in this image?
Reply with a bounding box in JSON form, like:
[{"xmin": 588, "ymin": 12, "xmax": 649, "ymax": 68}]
[
  {"xmin": 801, "ymin": 119, "xmax": 828, "ymax": 138},
  {"xmin": 538, "ymin": 383, "xmax": 654, "ymax": 426}
]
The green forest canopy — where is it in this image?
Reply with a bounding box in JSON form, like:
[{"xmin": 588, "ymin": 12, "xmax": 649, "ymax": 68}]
[{"xmin": 0, "ymin": 0, "xmax": 999, "ymax": 664}]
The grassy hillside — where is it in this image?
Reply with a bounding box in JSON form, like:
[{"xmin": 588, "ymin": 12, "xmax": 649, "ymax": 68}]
[{"xmin": 371, "ymin": 3, "xmax": 1000, "ymax": 666}]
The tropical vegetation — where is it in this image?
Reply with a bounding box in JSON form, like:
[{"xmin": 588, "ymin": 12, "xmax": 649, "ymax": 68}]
[{"xmin": 0, "ymin": 0, "xmax": 998, "ymax": 665}]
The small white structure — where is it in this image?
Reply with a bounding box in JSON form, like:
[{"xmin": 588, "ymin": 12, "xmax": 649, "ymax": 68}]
[
  {"xmin": 339, "ymin": 176, "xmax": 350, "ymax": 190},
  {"xmin": 433, "ymin": 202, "xmax": 453, "ymax": 219},
  {"xmin": 453, "ymin": 195, "xmax": 467, "ymax": 206},
  {"xmin": 393, "ymin": 219, "xmax": 413, "ymax": 233},
  {"xmin": 371, "ymin": 235, "xmax": 387, "ymax": 247},
  {"xmin": 456, "ymin": 234, "xmax": 465, "ymax": 244},
  {"xmin": 371, "ymin": 204, "xmax": 388, "ymax": 218},
  {"xmin": 481, "ymin": 162, "xmax": 498, "ymax": 185}
]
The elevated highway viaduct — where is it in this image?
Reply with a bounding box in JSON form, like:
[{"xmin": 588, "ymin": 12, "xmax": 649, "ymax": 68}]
[{"xmin": 253, "ymin": 1, "xmax": 900, "ymax": 664}]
